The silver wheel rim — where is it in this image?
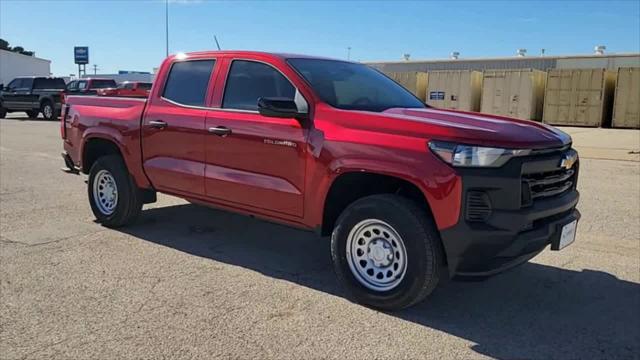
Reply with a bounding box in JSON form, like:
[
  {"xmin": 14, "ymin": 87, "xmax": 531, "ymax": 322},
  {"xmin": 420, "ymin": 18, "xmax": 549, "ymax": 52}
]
[
  {"xmin": 43, "ymin": 104, "xmax": 52, "ymax": 118},
  {"xmin": 92, "ymin": 170, "xmax": 118, "ymax": 215},
  {"xmin": 346, "ymin": 219, "xmax": 408, "ymax": 292}
]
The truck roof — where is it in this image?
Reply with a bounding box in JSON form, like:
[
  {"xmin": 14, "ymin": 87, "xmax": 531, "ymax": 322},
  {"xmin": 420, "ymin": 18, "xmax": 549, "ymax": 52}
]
[{"xmin": 175, "ymin": 50, "xmax": 344, "ymax": 62}]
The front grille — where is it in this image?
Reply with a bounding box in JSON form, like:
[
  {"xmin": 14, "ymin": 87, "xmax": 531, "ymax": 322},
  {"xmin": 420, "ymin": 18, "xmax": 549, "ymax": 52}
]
[{"xmin": 522, "ymin": 167, "xmax": 576, "ymax": 204}]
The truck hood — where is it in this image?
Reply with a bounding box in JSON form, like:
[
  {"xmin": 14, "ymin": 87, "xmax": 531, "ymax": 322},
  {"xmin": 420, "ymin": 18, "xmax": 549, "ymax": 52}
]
[{"xmin": 379, "ymin": 107, "xmax": 571, "ymax": 149}]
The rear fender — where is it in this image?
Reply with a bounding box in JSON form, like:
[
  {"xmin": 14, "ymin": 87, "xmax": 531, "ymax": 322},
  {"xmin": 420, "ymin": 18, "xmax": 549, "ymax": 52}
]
[{"xmin": 81, "ymin": 127, "xmax": 151, "ymax": 189}]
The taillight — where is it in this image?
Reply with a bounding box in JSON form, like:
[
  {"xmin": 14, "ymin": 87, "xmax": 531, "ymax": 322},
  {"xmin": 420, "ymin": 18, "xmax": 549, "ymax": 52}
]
[{"xmin": 60, "ymin": 104, "xmax": 70, "ymax": 139}]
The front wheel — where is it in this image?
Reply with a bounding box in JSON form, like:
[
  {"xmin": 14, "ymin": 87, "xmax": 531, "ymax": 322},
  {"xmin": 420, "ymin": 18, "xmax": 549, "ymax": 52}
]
[
  {"xmin": 331, "ymin": 194, "xmax": 445, "ymax": 310},
  {"xmin": 88, "ymin": 155, "xmax": 143, "ymax": 228},
  {"xmin": 0, "ymin": 107, "xmax": 6, "ymax": 119},
  {"xmin": 26, "ymin": 110, "xmax": 39, "ymax": 118}
]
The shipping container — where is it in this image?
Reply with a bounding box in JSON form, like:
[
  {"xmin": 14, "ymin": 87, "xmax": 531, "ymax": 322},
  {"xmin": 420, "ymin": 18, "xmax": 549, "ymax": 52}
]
[
  {"xmin": 481, "ymin": 69, "xmax": 547, "ymax": 121},
  {"xmin": 542, "ymin": 69, "xmax": 616, "ymax": 127},
  {"xmin": 425, "ymin": 70, "xmax": 483, "ymax": 111},
  {"xmin": 382, "ymin": 71, "xmax": 428, "ymax": 101},
  {"xmin": 612, "ymin": 67, "xmax": 640, "ymax": 129}
]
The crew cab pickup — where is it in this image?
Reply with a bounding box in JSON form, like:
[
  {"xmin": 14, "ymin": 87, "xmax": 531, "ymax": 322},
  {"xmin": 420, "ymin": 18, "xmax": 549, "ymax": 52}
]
[
  {"xmin": 61, "ymin": 51, "xmax": 580, "ymax": 310},
  {"xmin": 96, "ymin": 81, "xmax": 152, "ymax": 97},
  {"xmin": 0, "ymin": 76, "xmax": 66, "ymax": 120}
]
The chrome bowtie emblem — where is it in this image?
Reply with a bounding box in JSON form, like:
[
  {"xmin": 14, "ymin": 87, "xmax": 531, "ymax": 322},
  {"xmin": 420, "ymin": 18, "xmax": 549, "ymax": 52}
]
[{"xmin": 560, "ymin": 151, "xmax": 578, "ymax": 170}]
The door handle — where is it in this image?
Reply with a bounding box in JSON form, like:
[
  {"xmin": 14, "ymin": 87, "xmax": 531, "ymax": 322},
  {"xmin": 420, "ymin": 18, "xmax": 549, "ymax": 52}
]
[
  {"xmin": 208, "ymin": 126, "xmax": 232, "ymax": 137},
  {"xmin": 149, "ymin": 120, "xmax": 168, "ymax": 129}
]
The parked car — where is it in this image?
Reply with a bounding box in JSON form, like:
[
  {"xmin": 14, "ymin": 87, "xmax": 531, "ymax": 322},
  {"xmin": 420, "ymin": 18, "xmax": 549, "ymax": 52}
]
[
  {"xmin": 65, "ymin": 78, "xmax": 117, "ymax": 95},
  {"xmin": 61, "ymin": 51, "xmax": 580, "ymax": 310},
  {"xmin": 0, "ymin": 76, "xmax": 66, "ymax": 120},
  {"xmin": 96, "ymin": 81, "xmax": 152, "ymax": 97}
]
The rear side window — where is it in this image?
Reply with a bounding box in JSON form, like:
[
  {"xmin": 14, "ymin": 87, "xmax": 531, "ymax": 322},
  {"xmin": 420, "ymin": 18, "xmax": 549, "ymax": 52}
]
[
  {"xmin": 163, "ymin": 60, "xmax": 215, "ymax": 106},
  {"xmin": 138, "ymin": 83, "xmax": 152, "ymax": 90},
  {"xmin": 33, "ymin": 78, "xmax": 66, "ymax": 90},
  {"xmin": 91, "ymin": 80, "xmax": 116, "ymax": 89},
  {"xmin": 222, "ymin": 60, "xmax": 295, "ymax": 111}
]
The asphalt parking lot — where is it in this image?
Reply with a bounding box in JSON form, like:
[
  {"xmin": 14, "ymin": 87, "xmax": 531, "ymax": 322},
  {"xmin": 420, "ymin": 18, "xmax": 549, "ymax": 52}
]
[{"xmin": 1, "ymin": 114, "xmax": 639, "ymax": 359}]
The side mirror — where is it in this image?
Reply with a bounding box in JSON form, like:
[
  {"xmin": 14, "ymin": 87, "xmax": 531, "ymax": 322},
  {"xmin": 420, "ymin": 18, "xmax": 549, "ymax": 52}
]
[{"xmin": 258, "ymin": 97, "xmax": 308, "ymax": 123}]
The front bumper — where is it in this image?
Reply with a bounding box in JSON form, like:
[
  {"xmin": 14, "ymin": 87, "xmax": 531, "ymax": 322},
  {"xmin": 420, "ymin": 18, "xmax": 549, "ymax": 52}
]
[{"xmin": 439, "ymin": 147, "xmax": 580, "ymax": 276}]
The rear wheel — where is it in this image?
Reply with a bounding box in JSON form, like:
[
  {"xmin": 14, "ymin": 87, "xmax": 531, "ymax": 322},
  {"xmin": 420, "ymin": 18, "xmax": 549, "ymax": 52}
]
[
  {"xmin": 330, "ymin": 194, "xmax": 444, "ymax": 310},
  {"xmin": 26, "ymin": 110, "xmax": 38, "ymax": 118},
  {"xmin": 88, "ymin": 155, "xmax": 143, "ymax": 227},
  {"xmin": 40, "ymin": 100, "xmax": 55, "ymax": 120}
]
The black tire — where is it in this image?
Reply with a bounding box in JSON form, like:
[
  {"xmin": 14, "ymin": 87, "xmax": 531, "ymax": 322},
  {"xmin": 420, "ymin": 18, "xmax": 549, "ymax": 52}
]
[
  {"xmin": 330, "ymin": 194, "xmax": 445, "ymax": 310},
  {"xmin": 40, "ymin": 100, "xmax": 55, "ymax": 120},
  {"xmin": 87, "ymin": 155, "xmax": 143, "ymax": 228},
  {"xmin": 26, "ymin": 110, "xmax": 39, "ymax": 119},
  {"xmin": 0, "ymin": 106, "xmax": 6, "ymax": 119}
]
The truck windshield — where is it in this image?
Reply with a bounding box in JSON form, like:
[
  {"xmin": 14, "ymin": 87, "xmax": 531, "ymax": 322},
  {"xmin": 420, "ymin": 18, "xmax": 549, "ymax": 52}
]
[
  {"xmin": 287, "ymin": 58, "xmax": 426, "ymax": 112},
  {"xmin": 91, "ymin": 80, "xmax": 117, "ymax": 89}
]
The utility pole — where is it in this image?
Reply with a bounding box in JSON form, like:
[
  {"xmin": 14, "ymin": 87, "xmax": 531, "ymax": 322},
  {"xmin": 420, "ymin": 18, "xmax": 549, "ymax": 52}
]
[
  {"xmin": 165, "ymin": 0, "xmax": 169, "ymax": 57},
  {"xmin": 347, "ymin": 46, "xmax": 351, "ymax": 60},
  {"xmin": 92, "ymin": 64, "xmax": 98, "ymax": 75}
]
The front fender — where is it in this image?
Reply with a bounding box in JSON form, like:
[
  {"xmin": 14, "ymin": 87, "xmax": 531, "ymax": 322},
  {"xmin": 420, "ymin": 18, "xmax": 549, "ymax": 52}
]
[{"xmin": 314, "ymin": 154, "xmax": 461, "ymax": 232}]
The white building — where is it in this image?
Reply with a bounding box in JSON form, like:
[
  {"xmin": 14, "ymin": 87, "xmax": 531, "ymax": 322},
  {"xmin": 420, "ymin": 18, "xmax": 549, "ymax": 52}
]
[{"xmin": 0, "ymin": 49, "xmax": 51, "ymax": 86}]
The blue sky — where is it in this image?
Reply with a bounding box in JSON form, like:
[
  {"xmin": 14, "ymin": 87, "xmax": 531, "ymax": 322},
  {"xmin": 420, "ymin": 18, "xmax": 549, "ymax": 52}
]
[{"xmin": 1, "ymin": 0, "xmax": 639, "ymax": 76}]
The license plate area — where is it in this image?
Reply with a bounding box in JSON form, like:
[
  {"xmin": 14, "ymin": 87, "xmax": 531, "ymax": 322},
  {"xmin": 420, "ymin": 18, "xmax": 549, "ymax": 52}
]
[{"xmin": 551, "ymin": 219, "xmax": 577, "ymax": 250}]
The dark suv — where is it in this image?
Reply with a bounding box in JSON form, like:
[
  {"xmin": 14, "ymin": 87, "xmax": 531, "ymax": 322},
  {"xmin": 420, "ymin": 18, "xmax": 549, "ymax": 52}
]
[{"xmin": 0, "ymin": 77, "xmax": 67, "ymax": 120}]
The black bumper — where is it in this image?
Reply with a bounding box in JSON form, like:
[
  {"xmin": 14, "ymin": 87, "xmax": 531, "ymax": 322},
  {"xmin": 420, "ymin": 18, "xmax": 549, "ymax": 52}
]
[{"xmin": 440, "ymin": 147, "xmax": 580, "ymax": 277}]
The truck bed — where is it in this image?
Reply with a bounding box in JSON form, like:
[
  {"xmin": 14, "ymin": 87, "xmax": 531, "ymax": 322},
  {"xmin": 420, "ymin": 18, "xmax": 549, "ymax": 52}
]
[{"xmin": 62, "ymin": 95, "xmax": 148, "ymax": 180}]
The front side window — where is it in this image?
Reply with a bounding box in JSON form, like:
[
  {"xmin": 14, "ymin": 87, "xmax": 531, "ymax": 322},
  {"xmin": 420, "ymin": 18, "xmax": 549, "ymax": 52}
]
[
  {"xmin": 67, "ymin": 81, "xmax": 78, "ymax": 90},
  {"xmin": 20, "ymin": 78, "xmax": 34, "ymax": 90},
  {"xmin": 163, "ymin": 60, "xmax": 215, "ymax": 106},
  {"xmin": 78, "ymin": 81, "xmax": 87, "ymax": 90},
  {"xmin": 7, "ymin": 79, "xmax": 20, "ymax": 90},
  {"xmin": 288, "ymin": 59, "xmax": 426, "ymax": 112},
  {"xmin": 138, "ymin": 82, "xmax": 152, "ymax": 90},
  {"xmin": 222, "ymin": 60, "xmax": 295, "ymax": 111}
]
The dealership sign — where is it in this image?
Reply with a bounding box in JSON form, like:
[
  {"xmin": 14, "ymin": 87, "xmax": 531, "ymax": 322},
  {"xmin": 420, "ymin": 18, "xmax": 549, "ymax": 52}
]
[{"xmin": 74, "ymin": 46, "xmax": 89, "ymax": 64}]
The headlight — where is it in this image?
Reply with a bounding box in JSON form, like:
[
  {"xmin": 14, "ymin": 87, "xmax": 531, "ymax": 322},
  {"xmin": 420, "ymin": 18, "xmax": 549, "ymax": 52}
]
[{"xmin": 428, "ymin": 141, "xmax": 531, "ymax": 168}]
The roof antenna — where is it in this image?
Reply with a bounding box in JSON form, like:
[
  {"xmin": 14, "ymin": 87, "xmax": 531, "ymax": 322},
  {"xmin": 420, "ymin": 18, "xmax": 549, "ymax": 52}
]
[{"xmin": 214, "ymin": 35, "xmax": 222, "ymax": 50}]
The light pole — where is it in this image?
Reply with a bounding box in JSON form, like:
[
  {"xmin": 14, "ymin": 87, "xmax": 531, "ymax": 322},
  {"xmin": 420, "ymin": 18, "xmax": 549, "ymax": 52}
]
[{"xmin": 165, "ymin": 0, "xmax": 169, "ymax": 57}]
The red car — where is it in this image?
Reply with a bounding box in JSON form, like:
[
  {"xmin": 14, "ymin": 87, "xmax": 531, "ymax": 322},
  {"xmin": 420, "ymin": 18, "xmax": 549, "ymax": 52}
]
[
  {"xmin": 96, "ymin": 81, "xmax": 152, "ymax": 97},
  {"xmin": 61, "ymin": 51, "xmax": 580, "ymax": 310}
]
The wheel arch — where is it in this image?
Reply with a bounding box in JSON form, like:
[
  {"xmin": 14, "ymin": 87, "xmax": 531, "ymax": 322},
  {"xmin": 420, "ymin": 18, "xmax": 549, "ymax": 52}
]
[
  {"xmin": 320, "ymin": 170, "xmax": 435, "ymax": 237},
  {"xmin": 81, "ymin": 136, "xmax": 125, "ymax": 175}
]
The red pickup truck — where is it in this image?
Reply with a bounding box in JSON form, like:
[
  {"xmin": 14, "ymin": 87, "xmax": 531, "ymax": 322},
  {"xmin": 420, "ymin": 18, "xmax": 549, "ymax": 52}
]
[
  {"xmin": 61, "ymin": 51, "xmax": 580, "ymax": 310},
  {"xmin": 96, "ymin": 81, "xmax": 152, "ymax": 97}
]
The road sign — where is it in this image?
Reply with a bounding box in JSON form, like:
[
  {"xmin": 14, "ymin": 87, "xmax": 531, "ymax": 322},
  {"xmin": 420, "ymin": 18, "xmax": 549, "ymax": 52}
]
[{"xmin": 74, "ymin": 47, "xmax": 89, "ymax": 65}]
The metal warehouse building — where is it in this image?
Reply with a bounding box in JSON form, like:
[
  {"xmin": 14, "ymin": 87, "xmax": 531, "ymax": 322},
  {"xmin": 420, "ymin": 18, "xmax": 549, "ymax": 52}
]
[
  {"xmin": 0, "ymin": 49, "xmax": 52, "ymax": 85},
  {"xmin": 367, "ymin": 53, "xmax": 640, "ymax": 72}
]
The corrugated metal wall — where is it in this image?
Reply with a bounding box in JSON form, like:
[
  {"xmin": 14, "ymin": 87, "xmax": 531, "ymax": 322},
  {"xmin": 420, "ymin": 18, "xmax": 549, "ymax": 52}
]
[{"xmin": 368, "ymin": 54, "xmax": 640, "ymax": 73}]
